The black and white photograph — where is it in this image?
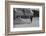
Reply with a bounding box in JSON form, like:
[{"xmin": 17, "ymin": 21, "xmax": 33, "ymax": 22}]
[
  {"xmin": 13, "ymin": 8, "xmax": 39, "ymax": 28},
  {"xmin": 10, "ymin": 4, "xmax": 44, "ymax": 32}
]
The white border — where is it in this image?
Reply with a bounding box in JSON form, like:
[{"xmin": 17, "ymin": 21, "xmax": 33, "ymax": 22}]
[{"xmin": 10, "ymin": 5, "xmax": 42, "ymax": 32}]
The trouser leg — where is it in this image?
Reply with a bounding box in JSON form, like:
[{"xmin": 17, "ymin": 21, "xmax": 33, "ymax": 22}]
[{"xmin": 30, "ymin": 16, "xmax": 33, "ymax": 23}]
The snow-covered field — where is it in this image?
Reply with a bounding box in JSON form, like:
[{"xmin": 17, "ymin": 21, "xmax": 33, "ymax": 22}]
[{"xmin": 13, "ymin": 17, "xmax": 39, "ymax": 28}]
